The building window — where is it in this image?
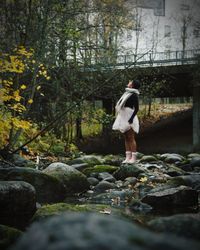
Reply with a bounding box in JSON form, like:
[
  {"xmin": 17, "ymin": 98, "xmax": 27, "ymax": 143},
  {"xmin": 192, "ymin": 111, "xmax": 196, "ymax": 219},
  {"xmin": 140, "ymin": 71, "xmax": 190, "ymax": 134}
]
[
  {"xmin": 164, "ymin": 25, "xmax": 171, "ymax": 37},
  {"xmin": 180, "ymin": 4, "xmax": 190, "ymax": 11},
  {"xmin": 194, "ymin": 29, "xmax": 200, "ymax": 38}
]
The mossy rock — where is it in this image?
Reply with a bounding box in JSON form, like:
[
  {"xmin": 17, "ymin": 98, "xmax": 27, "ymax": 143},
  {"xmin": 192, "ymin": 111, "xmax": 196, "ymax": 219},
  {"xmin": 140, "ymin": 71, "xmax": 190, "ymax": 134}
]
[
  {"xmin": 32, "ymin": 203, "xmax": 113, "ymax": 222},
  {"xmin": 43, "ymin": 163, "xmax": 90, "ymax": 194},
  {"xmin": 113, "ymin": 164, "xmax": 145, "ymax": 180},
  {"xmin": 83, "ymin": 165, "xmax": 119, "ymax": 176},
  {"xmin": 80, "ymin": 155, "xmax": 103, "ymax": 166},
  {"xmin": 0, "ymin": 167, "xmax": 66, "ymax": 203},
  {"xmin": 139, "ymin": 155, "xmax": 158, "ymax": 163},
  {"xmin": 0, "ymin": 224, "xmax": 22, "ymax": 250},
  {"xmin": 102, "ymin": 155, "xmax": 123, "ymax": 166}
]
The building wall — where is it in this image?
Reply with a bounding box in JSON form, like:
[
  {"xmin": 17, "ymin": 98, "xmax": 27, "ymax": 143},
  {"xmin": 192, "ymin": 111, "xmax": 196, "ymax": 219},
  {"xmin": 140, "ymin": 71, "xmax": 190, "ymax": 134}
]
[{"xmin": 121, "ymin": 0, "xmax": 200, "ymax": 55}]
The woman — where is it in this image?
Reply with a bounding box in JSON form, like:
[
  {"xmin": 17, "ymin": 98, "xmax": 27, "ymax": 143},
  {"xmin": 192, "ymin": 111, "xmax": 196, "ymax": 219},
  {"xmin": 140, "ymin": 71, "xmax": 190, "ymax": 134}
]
[{"xmin": 112, "ymin": 80, "xmax": 140, "ymax": 164}]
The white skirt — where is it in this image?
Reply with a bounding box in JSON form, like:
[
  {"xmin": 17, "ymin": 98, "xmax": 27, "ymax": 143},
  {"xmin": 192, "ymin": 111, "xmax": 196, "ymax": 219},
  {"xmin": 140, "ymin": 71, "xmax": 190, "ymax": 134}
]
[{"xmin": 112, "ymin": 107, "xmax": 139, "ymax": 134}]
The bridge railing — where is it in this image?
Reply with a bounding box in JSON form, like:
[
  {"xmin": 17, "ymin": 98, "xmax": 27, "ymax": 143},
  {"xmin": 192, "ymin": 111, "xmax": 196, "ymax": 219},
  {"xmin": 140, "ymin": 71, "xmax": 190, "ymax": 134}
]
[
  {"xmin": 85, "ymin": 49, "xmax": 200, "ymax": 70},
  {"xmin": 115, "ymin": 49, "xmax": 200, "ymax": 67}
]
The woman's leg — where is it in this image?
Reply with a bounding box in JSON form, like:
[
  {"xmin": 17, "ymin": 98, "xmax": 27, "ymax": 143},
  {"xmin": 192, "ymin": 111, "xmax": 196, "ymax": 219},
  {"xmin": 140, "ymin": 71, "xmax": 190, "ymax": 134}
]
[
  {"xmin": 124, "ymin": 129, "xmax": 137, "ymax": 163},
  {"xmin": 125, "ymin": 128, "xmax": 136, "ymax": 152}
]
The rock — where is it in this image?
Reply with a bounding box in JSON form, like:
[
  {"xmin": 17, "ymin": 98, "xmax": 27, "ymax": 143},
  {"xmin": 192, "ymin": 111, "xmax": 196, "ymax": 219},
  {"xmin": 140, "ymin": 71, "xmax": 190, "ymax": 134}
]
[
  {"xmin": 123, "ymin": 177, "xmax": 137, "ymax": 186},
  {"xmin": 32, "ymin": 203, "xmax": 113, "ymax": 222},
  {"xmin": 102, "ymin": 154, "xmax": 123, "ymax": 166},
  {"xmin": 70, "ymin": 163, "xmax": 89, "ymax": 171},
  {"xmin": 93, "ymin": 180, "xmax": 116, "ymax": 192},
  {"xmin": 0, "ymin": 181, "xmax": 36, "ymax": 227},
  {"xmin": 168, "ymin": 174, "xmax": 200, "ymax": 191},
  {"xmin": 98, "ymin": 172, "xmax": 116, "ymax": 182},
  {"xmin": 87, "ymin": 177, "xmax": 99, "ymax": 186},
  {"xmin": 179, "ymin": 160, "xmax": 200, "ymax": 172},
  {"xmin": 130, "ymin": 199, "xmax": 153, "ymax": 212},
  {"xmin": 0, "ymin": 167, "xmax": 66, "ymax": 203},
  {"xmin": 43, "ymin": 162, "xmax": 89, "ymax": 194},
  {"xmin": 188, "ymin": 153, "xmax": 200, "ymax": 160},
  {"xmin": 12, "ymin": 154, "xmax": 36, "ymax": 168},
  {"xmin": 141, "ymin": 186, "xmax": 198, "ymax": 208},
  {"xmin": 139, "ymin": 155, "xmax": 158, "ymax": 163},
  {"xmin": 83, "ymin": 165, "xmax": 118, "ymax": 176},
  {"xmin": 80, "ymin": 155, "xmax": 102, "ymax": 166},
  {"xmin": 90, "ymin": 189, "xmax": 134, "ymax": 205},
  {"xmin": 148, "ymin": 213, "xmax": 200, "ymax": 241},
  {"xmin": 12, "ymin": 212, "xmax": 200, "ymax": 250},
  {"xmin": 160, "ymin": 153, "xmax": 185, "ymax": 163},
  {"xmin": 0, "ymin": 224, "xmax": 22, "ymax": 250},
  {"xmin": 113, "ymin": 164, "xmax": 144, "ymax": 180}
]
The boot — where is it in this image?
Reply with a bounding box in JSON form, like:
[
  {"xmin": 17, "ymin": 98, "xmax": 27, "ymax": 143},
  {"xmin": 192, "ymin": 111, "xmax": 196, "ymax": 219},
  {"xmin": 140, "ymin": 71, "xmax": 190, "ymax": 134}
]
[
  {"xmin": 122, "ymin": 151, "xmax": 131, "ymax": 164},
  {"xmin": 127, "ymin": 152, "xmax": 137, "ymax": 164}
]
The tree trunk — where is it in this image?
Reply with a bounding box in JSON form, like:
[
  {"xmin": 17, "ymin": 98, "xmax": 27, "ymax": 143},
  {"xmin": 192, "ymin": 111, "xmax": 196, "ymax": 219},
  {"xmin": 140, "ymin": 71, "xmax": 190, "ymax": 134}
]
[{"xmin": 193, "ymin": 81, "xmax": 200, "ymax": 151}]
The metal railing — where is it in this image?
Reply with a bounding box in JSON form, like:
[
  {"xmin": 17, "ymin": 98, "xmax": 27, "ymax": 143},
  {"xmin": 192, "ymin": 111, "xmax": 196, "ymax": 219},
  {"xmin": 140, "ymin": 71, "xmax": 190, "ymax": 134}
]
[{"xmin": 83, "ymin": 49, "xmax": 200, "ymax": 70}]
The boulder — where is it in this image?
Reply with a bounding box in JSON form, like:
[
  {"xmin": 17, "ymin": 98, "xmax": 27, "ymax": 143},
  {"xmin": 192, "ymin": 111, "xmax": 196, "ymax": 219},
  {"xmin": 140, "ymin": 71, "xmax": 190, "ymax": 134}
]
[
  {"xmin": 139, "ymin": 155, "xmax": 158, "ymax": 163},
  {"xmin": 168, "ymin": 174, "xmax": 200, "ymax": 191},
  {"xmin": 98, "ymin": 172, "xmax": 116, "ymax": 182},
  {"xmin": 0, "ymin": 167, "xmax": 66, "ymax": 203},
  {"xmin": 43, "ymin": 162, "xmax": 89, "ymax": 194},
  {"xmin": 113, "ymin": 164, "xmax": 144, "ymax": 180},
  {"xmin": 12, "ymin": 154, "xmax": 36, "ymax": 168},
  {"xmin": 160, "ymin": 153, "xmax": 185, "ymax": 163},
  {"xmin": 148, "ymin": 213, "xmax": 200, "ymax": 241},
  {"xmin": 0, "ymin": 224, "xmax": 22, "ymax": 250},
  {"xmin": 141, "ymin": 186, "xmax": 198, "ymax": 208},
  {"xmin": 12, "ymin": 212, "xmax": 200, "ymax": 250},
  {"xmin": 87, "ymin": 177, "xmax": 99, "ymax": 186},
  {"xmin": 32, "ymin": 203, "xmax": 113, "ymax": 222},
  {"xmin": 93, "ymin": 180, "xmax": 116, "ymax": 192},
  {"xmin": 0, "ymin": 181, "xmax": 36, "ymax": 227}
]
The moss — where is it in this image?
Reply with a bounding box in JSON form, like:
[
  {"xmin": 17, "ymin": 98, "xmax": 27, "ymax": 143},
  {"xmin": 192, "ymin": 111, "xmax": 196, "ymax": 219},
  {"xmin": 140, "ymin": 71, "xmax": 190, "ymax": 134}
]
[
  {"xmin": 0, "ymin": 224, "xmax": 22, "ymax": 250},
  {"xmin": 32, "ymin": 203, "xmax": 112, "ymax": 222},
  {"xmin": 83, "ymin": 165, "xmax": 119, "ymax": 176}
]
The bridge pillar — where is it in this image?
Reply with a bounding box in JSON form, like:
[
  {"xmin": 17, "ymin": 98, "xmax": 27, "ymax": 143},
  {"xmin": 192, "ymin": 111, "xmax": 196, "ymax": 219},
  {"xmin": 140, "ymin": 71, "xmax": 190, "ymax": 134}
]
[{"xmin": 193, "ymin": 81, "xmax": 200, "ymax": 151}]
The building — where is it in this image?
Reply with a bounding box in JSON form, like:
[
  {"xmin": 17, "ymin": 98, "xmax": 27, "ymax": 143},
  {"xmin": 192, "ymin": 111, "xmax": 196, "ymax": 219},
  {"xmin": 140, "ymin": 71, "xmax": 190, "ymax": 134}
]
[{"xmin": 121, "ymin": 0, "xmax": 200, "ymax": 55}]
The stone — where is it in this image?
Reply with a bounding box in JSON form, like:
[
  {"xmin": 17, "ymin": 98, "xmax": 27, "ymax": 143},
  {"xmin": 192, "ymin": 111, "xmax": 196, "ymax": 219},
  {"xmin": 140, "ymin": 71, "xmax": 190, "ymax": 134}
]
[
  {"xmin": 148, "ymin": 213, "xmax": 200, "ymax": 241},
  {"xmin": 89, "ymin": 189, "xmax": 134, "ymax": 205},
  {"xmin": 93, "ymin": 180, "xmax": 116, "ymax": 192},
  {"xmin": 113, "ymin": 164, "xmax": 144, "ymax": 180},
  {"xmin": 124, "ymin": 177, "xmax": 137, "ymax": 186},
  {"xmin": 130, "ymin": 199, "xmax": 153, "ymax": 212},
  {"xmin": 83, "ymin": 165, "xmax": 118, "ymax": 176},
  {"xmin": 12, "ymin": 212, "xmax": 200, "ymax": 250},
  {"xmin": 80, "ymin": 155, "xmax": 102, "ymax": 166},
  {"xmin": 70, "ymin": 163, "xmax": 89, "ymax": 171},
  {"xmin": 98, "ymin": 172, "xmax": 116, "ymax": 182},
  {"xmin": 32, "ymin": 203, "xmax": 113, "ymax": 222},
  {"xmin": 0, "ymin": 224, "xmax": 22, "ymax": 250},
  {"xmin": 139, "ymin": 155, "xmax": 158, "ymax": 163},
  {"xmin": 0, "ymin": 167, "xmax": 66, "ymax": 203},
  {"xmin": 0, "ymin": 181, "xmax": 36, "ymax": 227},
  {"xmin": 160, "ymin": 153, "xmax": 185, "ymax": 163},
  {"xmin": 141, "ymin": 186, "xmax": 198, "ymax": 208},
  {"xmin": 102, "ymin": 154, "xmax": 123, "ymax": 166},
  {"xmin": 87, "ymin": 177, "xmax": 99, "ymax": 186},
  {"xmin": 43, "ymin": 162, "xmax": 89, "ymax": 194},
  {"xmin": 168, "ymin": 174, "xmax": 200, "ymax": 191},
  {"xmin": 12, "ymin": 154, "xmax": 36, "ymax": 168}
]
